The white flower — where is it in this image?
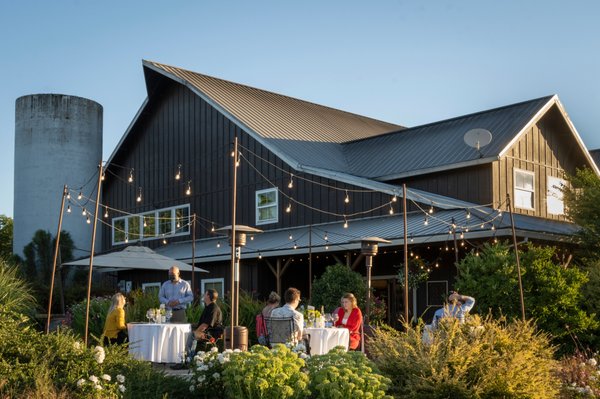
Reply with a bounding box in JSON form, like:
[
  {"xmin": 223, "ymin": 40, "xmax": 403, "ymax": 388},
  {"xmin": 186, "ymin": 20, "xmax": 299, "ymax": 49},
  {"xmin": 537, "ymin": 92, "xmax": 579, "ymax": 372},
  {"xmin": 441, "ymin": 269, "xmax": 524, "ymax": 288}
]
[
  {"xmin": 76, "ymin": 378, "xmax": 86, "ymax": 387},
  {"xmin": 89, "ymin": 375, "xmax": 99, "ymax": 383},
  {"xmin": 212, "ymin": 372, "xmax": 220, "ymax": 379},
  {"xmin": 95, "ymin": 384, "xmax": 103, "ymax": 390},
  {"xmin": 233, "ymin": 348, "xmax": 241, "ymax": 353},
  {"xmin": 588, "ymin": 358, "xmax": 598, "ymax": 367},
  {"xmin": 189, "ymin": 385, "xmax": 196, "ymax": 392},
  {"xmin": 197, "ymin": 375, "xmax": 206, "ymax": 383},
  {"xmin": 211, "ymin": 346, "xmax": 219, "ymax": 353},
  {"xmin": 116, "ymin": 374, "xmax": 125, "ymax": 383},
  {"xmin": 93, "ymin": 346, "xmax": 105, "ymax": 364},
  {"xmin": 119, "ymin": 384, "xmax": 126, "ymax": 393},
  {"xmin": 73, "ymin": 342, "xmax": 81, "ymax": 350},
  {"xmin": 101, "ymin": 374, "xmax": 111, "ymax": 381}
]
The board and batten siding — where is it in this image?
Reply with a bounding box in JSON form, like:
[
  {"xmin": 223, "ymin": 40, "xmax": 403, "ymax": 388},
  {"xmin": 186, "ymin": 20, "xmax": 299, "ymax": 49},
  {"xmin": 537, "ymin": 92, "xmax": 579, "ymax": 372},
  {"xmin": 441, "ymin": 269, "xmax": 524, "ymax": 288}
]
[{"xmin": 492, "ymin": 105, "xmax": 589, "ymax": 220}]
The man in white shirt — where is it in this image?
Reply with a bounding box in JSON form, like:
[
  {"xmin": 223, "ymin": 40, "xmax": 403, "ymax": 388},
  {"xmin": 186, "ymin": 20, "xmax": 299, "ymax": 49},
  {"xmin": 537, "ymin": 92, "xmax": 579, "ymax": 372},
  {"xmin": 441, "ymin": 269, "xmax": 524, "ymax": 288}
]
[
  {"xmin": 432, "ymin": 291, "xmax": 475, "ymax": 329},
  {"xmin": 270, "ymin": 287, "xmax": 304, "ymax": 343},
  {"xmin": 158, "ymin": 266, "xmax": 193, "ymax": 323}
]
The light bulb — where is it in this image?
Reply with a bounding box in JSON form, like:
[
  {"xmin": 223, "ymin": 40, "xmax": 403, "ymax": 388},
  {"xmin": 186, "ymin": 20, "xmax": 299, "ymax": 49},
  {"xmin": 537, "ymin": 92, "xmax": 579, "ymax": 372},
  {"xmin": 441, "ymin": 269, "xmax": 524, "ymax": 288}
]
[
  {"xmin": 344, "ymin": 191, "xmax": 350, "ymax": 204},
  {"xmin": 136, "ymin": 187, "xmax": 142, "ymax": 202},
  {"xmin": 424, "ymin": 216, "xmax": 429, "ymax": 226},
  {"xmin": 82, "ymin": 208, "xmax": 87, "ymax": 216},
  {"xmin": 460, "ymin": 232, "xmax": 464, "ymax": 239},
  {"xmin": 230, "ymin": 151, "xmax": 235, "ymax": 157},
  {"xmin": 480, "ymin": 223, "xmax": 485, "ymax": 229},
  {"xmin": 389, "ymin": 205, "xmax": 394, "ymax": 215},
  {"xmin": 250, "ymin": 235, "xmax": 254, "ymax": 240},
  {"xmin": 491, "ymin": 225, "xmax": 496, "ymax": 231},
  {"xmin": 86, "ymin": 216, "xmax": 91, "ymax": 224},
  {"xmin": 445, "ymin": 245, "xmax": 449, "ymax": 251},
  {"xmin": 392, "ymin": 195, "xmax": 397, "ymax": 202},
  {"xmin": 66, "ymin": 193, "xmax": 71, "ymax": 200},
  {"xmin": 176, "ymin": 222, "xmax": 180, "ymax": 228},
  {"xmin": 289, "ymin": 234, "xmax": 293, "ymax": 240},
  {"xmin": 143, "ymin": 219, "xmax": 147, "ymax": 227},
  {"xmin": 104, "ymin": 207, "xmax": 109, "ymax": 218},
  {"xmin": 410, "ymin": 236, "xmax": 414, "ymax": 242},
  {"xmin": 429, "ymin": 205, "xmax": 434, "ymax": 214},
  {"xmin": 343, "ymin": 220, "xmax": 348, "ymax": 229},
  {"xmin": 125, "ymin": 235, "xmax": 129, "ymax": 243},
  {"xmin": 163, "ymin": 238, "xmax": 167, "ymax": 245},
  {"xmin": 128, "ymin": 169, "xmax": 134, "ymax": 183},
  {"xmin": 324, "ymin": 233, "xmax": 328, "ymax": 241},
  {"xmin": 466, "ymin": 210, "xmax": 471, "ymax": 219},
  {"xmin": 435, "ymin": 262, "xmax": 439, "ymax": 268},
  {"xmin": 186, "ymin": 181, "xmax": 191, "ymax": 196},
  {"xmin": 325, "ymin": 244, "xmax": 329, "ymax": 250},
  {"xmin": 175, "ymin": 164, "xmax": 181, "ymax": 180},
  {"xmin": 77, "ymin": 192, "xmax": 82, "ymax": 200},
  {"xmin": 217, "ymin": 241, "xmax": 221, "ymax": 248},
  {"xmin": 293, "ymin": 242, "xmax": 298, "ymax": 250},
  {"xmin": 286, "ymin": 204, "xmax": 291, "ymax": 213},
  {"xmin": 288, "ymin": 175, "xmax": 294, "ymax": 189},
  {"xmin": 258, "ymin": 253, "xmax": 262, "ymax": 259},
  {"xmin": 101, "ymin": 172, "xmax": 105, "ymax": 181},
  {"xmin": 211, "ymin": 224, "xmax": 215, "ymax": 232},
  {"xmin": 67, "ymin": 205, "xmax": 71, "ymax": 214},
  {"xmin": 461, "ymin": 241, "xmax": 465, "ymax": 247}
]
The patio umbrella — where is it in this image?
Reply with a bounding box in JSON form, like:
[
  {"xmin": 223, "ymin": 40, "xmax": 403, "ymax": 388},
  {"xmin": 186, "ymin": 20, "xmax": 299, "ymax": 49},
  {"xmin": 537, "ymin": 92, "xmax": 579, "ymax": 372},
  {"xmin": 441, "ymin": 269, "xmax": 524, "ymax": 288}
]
[{"xmin": 62, "ymin": 245, "xmax": 208, "ymax": 273}]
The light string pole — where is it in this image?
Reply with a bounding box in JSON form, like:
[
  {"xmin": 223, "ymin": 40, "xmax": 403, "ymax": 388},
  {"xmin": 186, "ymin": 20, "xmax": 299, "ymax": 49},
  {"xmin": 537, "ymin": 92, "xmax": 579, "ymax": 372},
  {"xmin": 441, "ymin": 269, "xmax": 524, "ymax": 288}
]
[
  {"xmin": 84, "ymin": 163, "xmax": 103, "ymax": 346},
  {"xmin": 192, "ymin": 213, "xmax": 196, "ymax": 297},
  {"xmin": 229, "ymin": 136, "xmax": 239, "ymax": 350},
  {"xmin": 403, "ymin": 184, "xmax": 409, "ymax": 325},
  {"xmin": 46, "ymin": 184, "xmax": 68, "ymax": 334},
  {"xmin": 506, "ymin": 193, "xmax": 526, "ymax": 321}
]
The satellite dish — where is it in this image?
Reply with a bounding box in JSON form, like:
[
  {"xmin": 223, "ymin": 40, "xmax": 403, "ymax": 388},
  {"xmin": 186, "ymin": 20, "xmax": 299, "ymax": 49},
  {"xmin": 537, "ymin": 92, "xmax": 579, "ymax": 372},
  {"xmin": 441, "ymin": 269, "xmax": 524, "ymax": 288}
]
[{"xmin": 464, "ymin": 128, "xmax": 492, "ymax": 156}]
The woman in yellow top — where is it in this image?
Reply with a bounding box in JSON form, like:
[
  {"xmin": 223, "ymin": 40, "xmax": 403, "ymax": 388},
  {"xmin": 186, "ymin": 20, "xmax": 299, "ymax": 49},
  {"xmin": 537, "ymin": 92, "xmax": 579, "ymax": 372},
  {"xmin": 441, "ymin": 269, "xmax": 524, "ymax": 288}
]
[{"xmin": 103, "ymin": 293, "xmax": 127, "ymax": 345}]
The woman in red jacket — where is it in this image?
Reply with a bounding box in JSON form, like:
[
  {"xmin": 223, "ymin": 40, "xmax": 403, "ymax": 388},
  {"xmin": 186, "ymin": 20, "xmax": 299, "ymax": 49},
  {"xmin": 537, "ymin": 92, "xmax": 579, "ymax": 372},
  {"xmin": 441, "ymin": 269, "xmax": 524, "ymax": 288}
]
[{"xmin": 334, "ymin": 292, "xmax": 362, "ymax": 350}]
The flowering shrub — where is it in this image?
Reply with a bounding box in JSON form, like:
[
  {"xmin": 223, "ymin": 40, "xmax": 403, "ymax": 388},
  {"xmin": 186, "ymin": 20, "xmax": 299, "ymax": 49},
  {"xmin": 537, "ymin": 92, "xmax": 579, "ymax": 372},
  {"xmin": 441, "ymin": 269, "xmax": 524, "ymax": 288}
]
[
  {"xmin": 190, "ymin": 347, "xmax": 236, "ymax": 397},
  {"xmin": 306, "ymin": 347, "xmax": 393, "ymax": 399},
  {"xmin": 558, "ymin": 350, "xmax": 600, "ymax": 398},
  {"xmin": 74, "ymin": 373, "xmax": 125, "ymax": 398},
  {"xmin": 222, "ymin": 344, "xmax": 309, "ymax": 399}
]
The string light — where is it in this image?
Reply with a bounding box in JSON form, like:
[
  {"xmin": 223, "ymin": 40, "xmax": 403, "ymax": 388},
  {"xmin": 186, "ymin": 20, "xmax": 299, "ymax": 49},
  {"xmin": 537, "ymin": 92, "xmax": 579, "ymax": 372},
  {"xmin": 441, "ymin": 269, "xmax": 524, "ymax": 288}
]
[
  {"xmin": 480, "ymin": 223, "xmax": 485, "ymax": 229},
  {"xmin": 143, "ymin": 218, "xmax": 147, "ymax": 227},
  {"xmin": 77, "ymin": 192, "xmax": 83, "ymax": 200},
  {"xmin": 250, "ymin": 235, "xmax": 254, "ymax": 241},
  {"xmin": 286, "ymin": 203, "xmax": 292, "ymax": 213},
  {"xmin": 491, "ymin": 225, "xmax": 496, "ymax": 231},
  {"xmin": 217, "ymin": 241, "xmax": 221, "ymax": 248},
  {"xmin": 101, "ymin": 172, "xmax": 105, "ymax": 181},
  {"xmin": 392, "ymin": 195, "xmax": 397, "ymax": 202},
  {"xmin": 66, "ymin": 192, "xmax": 71, "ymax": 200},
  {"xmin": 124, "ymin": 235, "xmax": 128, "ymax": 243},
  {"xmin": 186, "ymin": 181, "xmax": 192, "ymax": 196},
  {"xmin": 460, "ymin": 240, "xmax": 465, "ymax": 247},
  {"xmin": 325, "ymin": 243, "xmax": 329, "ymax": 250},
  {"xmin": 175, "ymin": 164, "xmax": 181, "ymax": 180},
  {"xmin": 466, "ymin": 210, "xmax": 471, "ymax": 219},
  {"xmin": 435, "ymin": 262, "xmax": 439, "ymax": 268},
  {"xmin": 82, "ymin": 208, "xmax": 87, "ymax": 216},
  {"xmin": 460, "ymin": 232, "xmax": 464, "ymax": 239},
  {"xmin": 258, "ymin": 253, "xmax": 262, "ymax": 259},
  {"xmin": 293, "ymin": 241, "xmax": 298, "ymax": 250},
  {"xmin": 343, "ymin": 218, "xmax": 348, "ymax": 229},
  {"xmin": 289, "ymin": 233, "xmax": 293, "ymax": 240},
  {"xmin": 86, "ymin": 215, "xmax": 91, "ymax": 224},
  {"xmin": 176, "ymin": 221, "xmax": 180, "ymax": 228},
  {"xmin": 136, "ymin": 187, "xmax": 142, "ymax": 203},
  {"xmin": 211, "ymin": 224, "xmax": 215, "ymax": 233},
  {"xmin": 67, "ymin": 205, "xmax": 71, "ymax": 214},
  {"xmin": 230, "ymin": 151, "xmax": 235, "ymax": 157},
  {"xmin": 104, "ymin": 206, "xmax": 109, "ymax": 218},
  {"xmin": 428, "ymin": 203, "xmax": 434, "ymax": 214},
  {"xmin": 128, "ymin": 169, "xmax": 134, "ymax": 183},
  {"xmin": 324, "ymin": 232, "xmax": 328, "ymax": 241},
  {"xmin": 410, "ymin": 234, "xmax": 414, "ymax": 243},
  {"xmin": 389, "ymin": 204, "xmax": 394, "ymax": 215},
  {"xmin": 288, "ymin": 174, "xmax": 294, "ymax": 189},
  {"xmin": 424, "ymin": 216, "xmax": 429, "ymax": 226},
  {"xmin": 162, "ymin": 235, "xmax": 167, "ymax": 245},
  {"xmin": 344, "ymin": 190, "xmax": 350, "ymax": 204}
]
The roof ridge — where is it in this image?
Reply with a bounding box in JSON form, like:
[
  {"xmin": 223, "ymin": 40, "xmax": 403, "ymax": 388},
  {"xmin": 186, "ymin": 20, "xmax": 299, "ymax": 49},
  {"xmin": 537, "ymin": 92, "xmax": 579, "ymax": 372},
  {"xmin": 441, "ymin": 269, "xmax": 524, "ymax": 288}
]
[
  {"xmin": 345, "ymin": 95, "xmax": 555, "ymax": 144},
  {"xmin": 144, "ymin": 60, "xmax": 404, "ymax": 132}
]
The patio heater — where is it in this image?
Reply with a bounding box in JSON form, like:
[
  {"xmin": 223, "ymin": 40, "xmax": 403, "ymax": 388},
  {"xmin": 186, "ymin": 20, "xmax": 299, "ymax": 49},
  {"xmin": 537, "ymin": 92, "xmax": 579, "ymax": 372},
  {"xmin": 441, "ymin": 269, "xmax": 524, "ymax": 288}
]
[
  {"xmin": 216, "ymin": 224, "xmax": 262, "ymax": 350},
  {"xmin": 351, "ymin": 236, "xmax": 391, "ymax": 352}
]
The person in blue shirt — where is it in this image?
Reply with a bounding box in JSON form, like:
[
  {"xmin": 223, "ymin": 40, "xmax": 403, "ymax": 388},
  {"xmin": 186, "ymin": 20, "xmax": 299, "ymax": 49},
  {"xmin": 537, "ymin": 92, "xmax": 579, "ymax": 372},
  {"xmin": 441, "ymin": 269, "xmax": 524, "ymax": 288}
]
[
  {"xmin": 158, "ymin": 266, "xmax": 193, "ymax": 323},
  {"xmin": 432, "ymin": 291, "xmax": 475, "ymax": 329}
]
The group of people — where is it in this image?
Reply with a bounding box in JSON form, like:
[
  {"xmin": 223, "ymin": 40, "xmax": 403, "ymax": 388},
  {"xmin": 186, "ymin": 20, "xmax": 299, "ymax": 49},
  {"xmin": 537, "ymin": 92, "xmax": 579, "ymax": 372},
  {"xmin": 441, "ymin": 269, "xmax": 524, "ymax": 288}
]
[{"xmin": 103, "ymin": 264, "xmax": 475, "ymax": 356}]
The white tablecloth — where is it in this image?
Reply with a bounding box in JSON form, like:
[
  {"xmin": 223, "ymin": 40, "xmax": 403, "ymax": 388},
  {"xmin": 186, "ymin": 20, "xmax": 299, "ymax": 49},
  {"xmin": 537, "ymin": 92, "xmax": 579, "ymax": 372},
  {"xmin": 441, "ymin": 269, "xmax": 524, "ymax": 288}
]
[
  {"xmin": 305, "ymin": 327, "xmax": 349, "ymax": 355},
  {"xmin": 127, "ymin": 323, "xmax": 192, "ymax": 363}
]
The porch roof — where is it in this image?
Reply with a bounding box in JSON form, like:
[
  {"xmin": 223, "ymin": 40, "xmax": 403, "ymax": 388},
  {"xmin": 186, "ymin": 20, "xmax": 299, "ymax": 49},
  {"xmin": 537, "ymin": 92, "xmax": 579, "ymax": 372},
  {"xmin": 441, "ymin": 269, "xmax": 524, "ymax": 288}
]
[{"xmin": 155, "ymin": 209, "xmax": 578, "ymax": 263}]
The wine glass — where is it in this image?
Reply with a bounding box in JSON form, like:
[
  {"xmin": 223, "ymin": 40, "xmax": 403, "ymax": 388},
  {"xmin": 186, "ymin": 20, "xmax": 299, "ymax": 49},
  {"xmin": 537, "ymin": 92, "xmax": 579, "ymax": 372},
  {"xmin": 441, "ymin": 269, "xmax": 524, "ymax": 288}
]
[
  {"xmin": 146, "ymin": 309, "xmax": 153, "ymax": 323},
  {"xmin": 166, "ymin": 309, "xmax": 173, "ymax": 323}
]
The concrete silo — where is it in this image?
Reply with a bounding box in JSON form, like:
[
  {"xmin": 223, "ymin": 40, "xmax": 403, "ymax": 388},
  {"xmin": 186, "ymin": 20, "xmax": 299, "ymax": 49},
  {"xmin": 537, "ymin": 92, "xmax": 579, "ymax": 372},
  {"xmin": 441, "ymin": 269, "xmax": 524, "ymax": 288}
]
[{"xmin": 13, "ymin": 94, "xmax": 103, "ymax": 258}]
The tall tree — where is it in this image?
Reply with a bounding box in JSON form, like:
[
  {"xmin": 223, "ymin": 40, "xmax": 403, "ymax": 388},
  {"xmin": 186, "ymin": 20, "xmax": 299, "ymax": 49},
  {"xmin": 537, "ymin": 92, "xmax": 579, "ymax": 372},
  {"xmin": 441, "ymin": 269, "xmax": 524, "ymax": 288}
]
[
  {"xmin": 562, "ymin": 167, "xmax": 600, "ymax": 258},
  {"xmin": 0, "ymin": 215, "xmax": 13, "ymax": 259}
]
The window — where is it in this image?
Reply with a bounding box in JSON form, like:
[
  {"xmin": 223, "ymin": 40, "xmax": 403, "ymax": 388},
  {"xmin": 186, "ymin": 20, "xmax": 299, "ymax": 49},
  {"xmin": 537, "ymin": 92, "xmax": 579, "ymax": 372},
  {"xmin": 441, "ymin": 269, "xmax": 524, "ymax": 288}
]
[
  {"xmin": 256, "ymin": 188, "xmax": 278, "ymax": 225},
  {"xmin": 547, "ymin": 176, "xmax": 566, "ymax": 215},
  {"xmin": 112, "ymin": 204, "xmax": 190, "ymax": 245},
  {"xmin": 142, "ymin": 282, "xmax": 161, "ymax": 296},
  {"xmin": 514, "ymin": 169, "xmax": 535, "ymax": 210},
  {"xmin": 201, "ymin": 278, "xmax": 225, "ymax": 298}
]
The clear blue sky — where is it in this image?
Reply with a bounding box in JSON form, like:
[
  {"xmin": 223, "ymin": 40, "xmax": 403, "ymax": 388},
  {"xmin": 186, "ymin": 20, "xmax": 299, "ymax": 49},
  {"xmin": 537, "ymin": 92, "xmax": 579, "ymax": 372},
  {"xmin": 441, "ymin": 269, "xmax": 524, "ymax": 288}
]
[{"xmin": 1, "ymin": 0, "xmax": 599, "ymax": 217}]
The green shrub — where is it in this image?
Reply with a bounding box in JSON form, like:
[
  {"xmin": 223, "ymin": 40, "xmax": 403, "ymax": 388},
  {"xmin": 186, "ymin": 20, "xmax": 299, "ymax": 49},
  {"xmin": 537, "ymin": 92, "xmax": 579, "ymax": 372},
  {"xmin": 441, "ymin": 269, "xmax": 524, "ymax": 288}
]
[
  {"xmin": 222, "ymin": 344, "xmax": 309, "ymax": 399},
  {"xmin": 68, "ymin": 296, "xmax": 111, "ymax": 340},
  {"xmin": 306, "ymin": 347, "xmax": 392, "ymax": 399},
  {"xmin": 455, "ymin": 242, "xmax": 598, "ymax": 351},
  {"xmin": 368, "ymin": 315, "xmax": 560, "ymax": 398},
  {"xmin": 311, "ymin": 264, "xmax": 367, "ymax": 313},
  {"xmin": 125, "ymin": 288, "xmax": 159, "ymax": 322},
  {"xmin": 0, "ymin": 260, "xmax": 37, "ymax": 316}
]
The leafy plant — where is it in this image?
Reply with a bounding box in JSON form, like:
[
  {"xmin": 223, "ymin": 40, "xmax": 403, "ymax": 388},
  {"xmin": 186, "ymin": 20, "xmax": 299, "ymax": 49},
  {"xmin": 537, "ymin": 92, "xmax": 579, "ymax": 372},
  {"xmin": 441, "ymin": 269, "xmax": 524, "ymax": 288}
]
[
  {"xmin": 312, "ymin": 264, "xmax": 367, "ymax": 314},
  {"xmin": 189, "ymin": 347, "xmax": 235, "ymax": 397},
  {"xmin": 0, "ymin": 259, "xmax": 37, "ymax": 316},
  {"xmin": 306, "ymin": 347, "xmax": 392, "ymax": 399},
  {"xmin": 557, "ymin": 349, "xmax": 600, "ymax": 398},
  {"xmin": 222, "ymin": 344, "xmax": 309, "ymax": 399},
  {"xmin": 455, "ymin": 242, "xmax": 598, "ymax": 351},
  {"xmin": 68, "ymin": 296, "xmax": 111, "ymax": 340},
  {"xmin": 368, "ymin": 315, "xmax": 560, "ymax": 398}
]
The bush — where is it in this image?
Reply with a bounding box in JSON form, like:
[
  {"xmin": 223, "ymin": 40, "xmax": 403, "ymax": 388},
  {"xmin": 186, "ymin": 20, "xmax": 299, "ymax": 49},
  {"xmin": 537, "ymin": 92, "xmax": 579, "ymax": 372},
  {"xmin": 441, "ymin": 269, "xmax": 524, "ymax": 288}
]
[
  {"xmin": 0, "ymin": 260, "xmax": 37, "ymax": 316},
  {"xmin": 306, "ymin": 347, "xmax": 392, "ymax": 399},
  {"xmin": 68, "ymin": 296, "xmax": 112, "ymax": 340},
  {"xmin": 368, "ymin": 315, "xmax": 560, "ymax": 398},
  {"xmin": 311, "ymin": 264, "xmax": 367, "ymax": 313},
  {"xmin": 455, "ymin": 242, "xmax": 598, "ymax": 351}
]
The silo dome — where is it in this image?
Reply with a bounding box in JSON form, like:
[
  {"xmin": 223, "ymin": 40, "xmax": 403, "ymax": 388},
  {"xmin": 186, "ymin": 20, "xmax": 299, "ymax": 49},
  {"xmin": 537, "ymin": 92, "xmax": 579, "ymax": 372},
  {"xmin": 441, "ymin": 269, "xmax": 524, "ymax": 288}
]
[{"xmin": 13, "ymin": 94, "xmax": 103, "ymax": 258}]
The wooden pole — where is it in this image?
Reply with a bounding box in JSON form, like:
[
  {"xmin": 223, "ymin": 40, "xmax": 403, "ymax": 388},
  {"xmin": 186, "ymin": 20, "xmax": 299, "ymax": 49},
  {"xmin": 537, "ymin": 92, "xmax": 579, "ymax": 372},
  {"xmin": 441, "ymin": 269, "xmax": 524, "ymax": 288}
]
[
  {"xmin": 191, "ymin": 214, "xmax": 196, "ymax": 298},
  {"xmin": 402, "ymin": 184, "xmax": 409, "ymax": 324},
  {"xmin": 308, "ymin": 224, "xmax": 312, "ymax": 302},
  {"xmin": 229, "ymin": 137, "xmax": 238, "ymax": 349},
  {"xmin": 506, "ymin": 193, "xmax": 526, "ymax": 321},
  {"xmin": 84, "ymin": 164, "xmax": 103, "ymax": 346},
  {"xmin": 46, "ymin": 184, "xmax": 68, "ymax": 334}
]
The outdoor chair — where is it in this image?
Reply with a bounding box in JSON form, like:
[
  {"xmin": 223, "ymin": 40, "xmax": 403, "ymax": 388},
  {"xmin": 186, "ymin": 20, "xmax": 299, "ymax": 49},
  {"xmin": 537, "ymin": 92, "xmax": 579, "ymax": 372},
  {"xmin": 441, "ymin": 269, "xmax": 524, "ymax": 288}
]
[{"xmin": 264, "ymin": 316, "xmax": 296, "ymax": 346}]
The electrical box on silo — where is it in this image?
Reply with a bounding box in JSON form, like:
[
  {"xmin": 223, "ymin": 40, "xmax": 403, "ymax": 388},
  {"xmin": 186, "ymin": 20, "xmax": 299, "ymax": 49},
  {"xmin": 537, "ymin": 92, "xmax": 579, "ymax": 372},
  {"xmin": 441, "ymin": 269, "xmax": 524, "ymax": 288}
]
[{"xmin": 13, "ymin": 94, "xmax": 103, "ymax": 258}]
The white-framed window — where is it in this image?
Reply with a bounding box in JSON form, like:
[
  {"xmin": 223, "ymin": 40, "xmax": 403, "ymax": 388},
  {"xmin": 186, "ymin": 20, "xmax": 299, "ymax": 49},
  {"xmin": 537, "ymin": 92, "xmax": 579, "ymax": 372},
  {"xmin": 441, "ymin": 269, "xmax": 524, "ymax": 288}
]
[
  {"xmin": 201, "ymin": 278, "xmax": 225, "ymax": 298},
  {"xmin": 112, "ymin": 204, "xmax": 190, "ymax": 245},
  {"xmin": 514, "ymin": 169, "xmax": 535, "ymax": 210},
  {"xmin": 426, "ymin": 280, "xmax": 448, "ymax": 307},
  {"xmin": 256, "ymin": 188, "xmax": 278, "ymax": 225},
  {"xmin": 142, "ymin": 282, "xmax": 161, "ymax": 295},
  {"xmin": 547, "ymin": 176, "xmax": 566, "ymax": 215}
]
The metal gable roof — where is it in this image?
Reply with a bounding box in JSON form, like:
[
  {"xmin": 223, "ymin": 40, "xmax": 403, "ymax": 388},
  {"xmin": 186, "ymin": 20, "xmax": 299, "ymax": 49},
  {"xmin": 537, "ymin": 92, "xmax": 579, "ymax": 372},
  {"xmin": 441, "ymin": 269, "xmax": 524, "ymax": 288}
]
[
  {"xmin": 342, "ymin": 96, "xmax": 555, "ymax": 180},
  {"xmin": 144, "ymin": 60, "xmax": 402, "ymax": 144}
]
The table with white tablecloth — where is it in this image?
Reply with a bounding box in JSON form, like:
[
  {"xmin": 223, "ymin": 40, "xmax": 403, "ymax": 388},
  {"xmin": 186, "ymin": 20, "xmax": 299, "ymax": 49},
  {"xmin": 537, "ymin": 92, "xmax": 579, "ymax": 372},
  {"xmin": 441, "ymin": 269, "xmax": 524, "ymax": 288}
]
[
  {"xmin": 305, "ymin": 327, "xmax": 349, "ymax": 355},
  {"xmin": 127, "ymin": 323, "xmax": 192, "ymax": 363}
]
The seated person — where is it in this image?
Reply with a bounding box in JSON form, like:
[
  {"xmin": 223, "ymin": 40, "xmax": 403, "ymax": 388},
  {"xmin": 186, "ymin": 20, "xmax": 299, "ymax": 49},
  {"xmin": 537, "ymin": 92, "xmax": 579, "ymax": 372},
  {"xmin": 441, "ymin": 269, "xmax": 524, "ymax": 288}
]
[
  {"xmin": 334, "ymin": 293, "xmax": 362, "ymax": 350},
  {"xmin": 193, "ymin": 289, "xmax": 224, "ymax": 351},
  {"xmin": 257, "ymin": 291, "xmax": 280, "ymax": 345},
  {"xmin": 103, "ymin": 293, "xmax": 127, "ymax": 345},
  {"xmin": 270, "ymin": 287, "xmax": 305, "ymax": 344},
  {"xmin": 432, "ymin": 291, "xmax": 475, "ymax": 329}
]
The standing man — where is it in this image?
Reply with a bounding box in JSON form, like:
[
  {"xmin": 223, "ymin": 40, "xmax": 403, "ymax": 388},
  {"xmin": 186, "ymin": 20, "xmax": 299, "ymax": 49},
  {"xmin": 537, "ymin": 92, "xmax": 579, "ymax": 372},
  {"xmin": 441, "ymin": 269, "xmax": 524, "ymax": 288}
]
[
  {"xmin": 159, "ymin": 266, "xmax": 193, "ymax": 323},
  {"xmin": 270, "ymin": 287, "xmax": 304, "ymax": 343}
]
